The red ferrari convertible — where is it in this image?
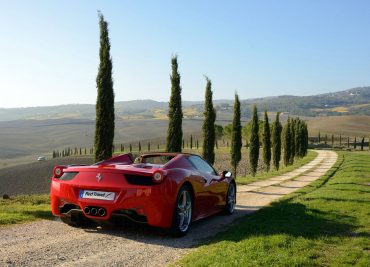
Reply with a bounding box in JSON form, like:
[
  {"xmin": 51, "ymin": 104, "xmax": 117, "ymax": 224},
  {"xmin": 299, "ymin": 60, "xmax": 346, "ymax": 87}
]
[{"xmin": 50, "ymin": 152, "xmax": 236, "ymax": 236}]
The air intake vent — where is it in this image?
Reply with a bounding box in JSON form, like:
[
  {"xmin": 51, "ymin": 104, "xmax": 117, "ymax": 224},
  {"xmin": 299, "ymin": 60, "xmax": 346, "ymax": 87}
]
[{"xmin": 124, "ymin": 174, "xmax": 155, "ymax": 185}]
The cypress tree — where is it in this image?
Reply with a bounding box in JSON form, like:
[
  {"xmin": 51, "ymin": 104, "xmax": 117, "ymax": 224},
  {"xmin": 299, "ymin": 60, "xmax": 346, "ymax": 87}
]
[
  {"xmin": 202, "ymin": 77, "xmax": 216, "ymax": 165},
  {"xmin": 262, "ymin": 110, "xmax": 271, "ymax": 172},
  {"xmin": 325, "ymin": 134, "xmax": 328, "ymax": 145},
  {"xmin": 339, "ymin": 134, "xmax": 342, "ymax": 147},
  {"xmin": 249, "ymin": 105, "xmax": 260, "ymax": 176},
  {"xmin": 361, "ymin": 137, "xmax": 365, "ymax": 151},
  {"xmin": 283, "ymin": 118, "xmax": 291, "ymax": 166},
  {"xmin": 148, "ymin": 142, "xmax": 151, "ymax": 151},
  {"xmin": 347, "ymin": 137, "xmax": 350, "ymax": 148},
  {"xmin": 272, "ymin": 112, "xmax": 282, "ymax": 171},
  {"xmin": 354, "ymin": 137, "xmax": 357, "ymax": 149},
  {"xmin": 94, "ymin": 13, "xmax": 115, "ymax": 162},
  {"xmin": 190, "ymin": 135, "xmax": 193, "ymax": 150},
  {"xmin": 138, "ymin": 141, "xmax": 141, "ymax": 152},
  {"xmin": 129, "ymin": 144, "xmax": 132, "ymax": 152},
  {"xmin": 289, "ymin": 119, "xmax": 295, "ymax": 164},
  {"xmin": 231, "ymin": 93, "xmax": 242, "ymax": 178},
  {"xmin": 166, "ymin": 56, "xmax": 183, "ymax": 152},
  {"xmin": 196, "ymin": 140, "xmax": 199, "ymax": 149},
  {"xmin": 318, "ymin": 131, "xmax": 321, "ymax": 143},
  {"xmin": 294, "ymin": 119, "xmax": 301, "ymax": 157}
]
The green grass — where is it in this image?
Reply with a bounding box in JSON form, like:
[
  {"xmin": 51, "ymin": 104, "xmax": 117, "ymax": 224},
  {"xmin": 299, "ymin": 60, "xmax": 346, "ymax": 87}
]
[
  {"xmin": 0, "ymin": 194, "xmax": 52, "ymax": 226},
  {"xmin": 236, "ymin": 150, "xmax": 317, "ymax": 185},
  {"xmin": 176, "ymin": 151, "xmax": 370, "ymax": 266}
]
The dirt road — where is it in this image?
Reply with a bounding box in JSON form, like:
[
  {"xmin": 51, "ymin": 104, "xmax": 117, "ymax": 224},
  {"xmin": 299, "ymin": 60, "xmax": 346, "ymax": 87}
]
[{"xmin": 0, "ymin": 150, "xmax": 337, "ymax": 267}]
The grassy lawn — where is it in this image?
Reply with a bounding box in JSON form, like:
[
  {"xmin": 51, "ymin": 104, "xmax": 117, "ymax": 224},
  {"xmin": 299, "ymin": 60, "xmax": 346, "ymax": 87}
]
[
  {"xmin": 0, "ymin": 194, "xmax": 52, "ymax": 226},
  {"xmin": 176, "ymin": 151, "xmax": 370, "ymax": 266},
  {"xmin": 236, "ymin": 150, "xmax": 317, "ymax": 185}
]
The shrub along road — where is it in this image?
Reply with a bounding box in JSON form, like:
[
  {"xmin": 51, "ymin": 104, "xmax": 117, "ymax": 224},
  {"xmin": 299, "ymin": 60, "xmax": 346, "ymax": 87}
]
[{"xmin": 0, "ymin": 150, "xmax": 337, "ymax": 267}]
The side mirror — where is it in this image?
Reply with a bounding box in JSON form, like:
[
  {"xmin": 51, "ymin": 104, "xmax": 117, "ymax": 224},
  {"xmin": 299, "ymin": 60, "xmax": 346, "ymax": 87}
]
[{"xmin": 221, "ymin": 171, "xmax": 232, "ymax": 178}]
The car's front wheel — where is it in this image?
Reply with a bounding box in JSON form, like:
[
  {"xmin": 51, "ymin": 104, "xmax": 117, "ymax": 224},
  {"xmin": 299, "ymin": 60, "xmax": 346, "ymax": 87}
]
[
  {"xmin": 170, "ymin": 185, "xmax": 193, "ymax": 237},
  {"xmin": 224, "ymin": 182, "xmax": 236, "ymax": 215}
]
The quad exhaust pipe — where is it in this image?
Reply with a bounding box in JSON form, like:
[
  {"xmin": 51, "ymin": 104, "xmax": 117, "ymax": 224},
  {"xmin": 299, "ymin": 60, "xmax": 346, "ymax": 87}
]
[{"xmin": 83, "ymin": 206, "xmax": 106, "ymax": 217}]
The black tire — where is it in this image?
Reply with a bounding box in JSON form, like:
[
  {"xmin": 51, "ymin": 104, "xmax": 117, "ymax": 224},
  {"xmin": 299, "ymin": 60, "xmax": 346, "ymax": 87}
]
[
  {"xmin": 224, "ymin": 182, "xmax": 236, "ymax": 215},
  {"xmin": 170, "ymin": 185, "xmax": 193, "ymax": 237}
]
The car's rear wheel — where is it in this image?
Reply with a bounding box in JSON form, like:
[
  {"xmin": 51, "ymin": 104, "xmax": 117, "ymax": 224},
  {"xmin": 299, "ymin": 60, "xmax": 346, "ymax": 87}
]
[
  {"xmin": 224, "ymin": 182, "xmax": 236, "ymax": 215},
  {"xmin": 170, "ymin": 185, "xmax": 192, "ymax": 237}
]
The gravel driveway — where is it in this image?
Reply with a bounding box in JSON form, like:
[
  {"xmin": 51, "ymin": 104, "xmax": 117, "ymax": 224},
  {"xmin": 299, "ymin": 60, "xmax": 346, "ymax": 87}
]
[{"xmin": 0, "ymin": 150, "xmax": 337, "ymax": 267}]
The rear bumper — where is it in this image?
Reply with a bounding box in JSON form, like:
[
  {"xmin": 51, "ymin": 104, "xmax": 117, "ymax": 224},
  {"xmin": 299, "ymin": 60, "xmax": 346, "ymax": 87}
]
[{"xmin": 50, "ymin": 179, "xmax": 176, "ymax": 228}]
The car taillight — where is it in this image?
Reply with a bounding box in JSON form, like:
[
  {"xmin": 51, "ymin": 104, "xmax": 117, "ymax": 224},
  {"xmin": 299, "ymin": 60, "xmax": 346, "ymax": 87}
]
[
  {"xmin": 53, "ymin": 166, "xmax": 66, "ymax": 178},
  {"xmin": 152, "ymin": 170, "xmax": 166, "ymax": 183}
]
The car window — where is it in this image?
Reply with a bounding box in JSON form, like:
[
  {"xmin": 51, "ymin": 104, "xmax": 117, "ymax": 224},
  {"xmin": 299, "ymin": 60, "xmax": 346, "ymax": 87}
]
[{"xmin": 187, "ymin": 156, "xmax": 217, "ymax": 175}]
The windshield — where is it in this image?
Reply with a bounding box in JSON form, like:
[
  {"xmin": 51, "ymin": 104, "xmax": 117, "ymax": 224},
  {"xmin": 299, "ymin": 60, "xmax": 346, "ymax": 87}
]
[{"xmin": 141, "ymin": 155, "xmax": 174, "ymax": 165}]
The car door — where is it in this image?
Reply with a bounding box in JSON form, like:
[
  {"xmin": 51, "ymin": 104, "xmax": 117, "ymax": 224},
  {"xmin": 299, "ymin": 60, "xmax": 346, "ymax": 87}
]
[{"xmin": 187, "ymin": 156, "xmax": 226, "ymax": 215}]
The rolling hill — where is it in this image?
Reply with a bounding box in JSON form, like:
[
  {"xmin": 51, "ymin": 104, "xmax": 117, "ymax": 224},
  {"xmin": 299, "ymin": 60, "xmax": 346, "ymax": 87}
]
[
  {"xmin": 0, "ymin": 87, "xmax": 369, "ymax": 121},
  {"xmin": 0, "ymin": 86, "xmax": 369, "ymax": 167}
]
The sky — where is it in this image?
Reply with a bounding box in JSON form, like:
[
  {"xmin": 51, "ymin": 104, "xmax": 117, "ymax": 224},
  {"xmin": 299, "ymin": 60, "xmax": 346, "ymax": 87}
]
[{"xmin": 1, "ymin": 0, "xmax": 370, "ymax": 108}]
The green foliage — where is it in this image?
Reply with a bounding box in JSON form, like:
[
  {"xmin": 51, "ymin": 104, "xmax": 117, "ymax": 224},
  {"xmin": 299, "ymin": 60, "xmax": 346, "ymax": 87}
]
[
  {"xmin": 289, "ymin": 118, "xmax": 295, "ymax": 165},
  {"xmin": 223, "ymin": 124, "xmax": 232, "ymax": 139},
  {"xmin": 262, "ymin": 111, "xmax": 271, "ymax": 172},
  {"xmin": 230, "ymin": 93, "xmax": 242, "ymax": 177},
  {"xmin": 202, "ymin": 77, "xmax": 216, "ymax": 165},
  {"xmin": 249, "ymin": 105, "xmax": 260, "ymax": 176},
  {"xmin": 190, "ymin": 135, "xmax": 193, "ymax": 149},
  {"xmin": 214, "ymin": 124, "xmax": 224, "ymax": 139},
  {"xmin": 94, "ymin": 13, "xmax": 115, "ymax": 162},
  {"xmin": 166, "ymin": 56, "xmax": 183, "ymax": 152},
  {"xmin": 272, "ymin": 112, "xmax": 282, "ymax": 171},
  {"xmin": 283, "ymin": 118, "xmax": 291, "ymax": 167}
]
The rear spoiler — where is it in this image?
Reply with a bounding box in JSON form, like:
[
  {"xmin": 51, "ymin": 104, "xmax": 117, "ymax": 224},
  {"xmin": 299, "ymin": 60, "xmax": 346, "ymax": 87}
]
[{"xmin": 94, "ymin": 153, "xmax": 134, "ymax": 166}]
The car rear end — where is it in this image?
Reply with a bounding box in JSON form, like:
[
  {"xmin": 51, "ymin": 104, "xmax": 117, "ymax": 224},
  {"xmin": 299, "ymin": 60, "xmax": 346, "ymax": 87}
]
[{"xmin": 50, "ymin": 164, "xmax": 177, "ymax": 228}]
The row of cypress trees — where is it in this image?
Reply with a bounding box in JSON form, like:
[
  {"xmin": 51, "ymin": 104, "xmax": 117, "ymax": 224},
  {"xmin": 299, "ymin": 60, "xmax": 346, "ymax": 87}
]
[
  {"xmin": 93, "ymin": 13, "xmax": 309, "ymax": 176},
  {"xmin": 230, "ymin": 99, "xmax": 308, "ymax": 177}
]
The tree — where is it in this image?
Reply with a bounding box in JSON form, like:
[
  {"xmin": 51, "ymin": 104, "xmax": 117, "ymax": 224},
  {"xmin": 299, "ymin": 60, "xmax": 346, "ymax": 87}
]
[
  {"xmin": 289, "ymin": 118, "xmax": 295, "ymax": 164},
  {"xmin": 339, "ymin": 134, "xmax": 342, "ymax": 147},
  {"xmin": 166, "ymin": 56, "xmax": 183, "ymax": 152},
  {"xmin": 318, "ymin": 131, "xmax": 321, "ymax": 143},
  {"xmin": 94, "ymin": 12, "xmax": 115, "ymax": 162},
  {"xmin": 129, "ymin": 144, "xmax": 132, "ymax": 152},
  {"xmin": 215, "ymin": 124, "xmax": 224, "ymax": 139},
  {"xmin": 249, "ymin": 105, "xmax": 260, "ymax": 176},
  {"xmin": 230, "ymin": 93, "xmax": 242, "ymax": 178},
  {"xmin": 138, "ymin": 141, "xmax": 141, "ymax": 152},
  {"xmin": 148, "ymin": 141, "xmax": 151, "ymax": 151},
  {"xmin": 196, "ymin": 139, "xmax": 199, "ymax": 149},
  {"xmin": 202, "ymin": 77, "xmax": 216, "ymax": 165},
  {"xmin": 262, "ymin": 110, "xmax": 271, "ymax": 172},
  {"xmin": 354, "ymin": 137, "xmax": 357, "ymax": 149},
  {"xmin": 283, "ymin": 118, "xmax": 291, "ymax": 167},
  {"xmin": 361, "ymin": 137, "xmax": 365, "ymax": 151},
  {"xmin": 190, "ymin": 135, "xmax": 193, "ymax": 150},
  {"xmin": 272, "ymin": 112, "xmax": 282, "ymax": 171}
]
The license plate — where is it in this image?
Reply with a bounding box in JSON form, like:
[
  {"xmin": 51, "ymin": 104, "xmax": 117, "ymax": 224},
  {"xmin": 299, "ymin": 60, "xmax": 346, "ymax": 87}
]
[{"xmin": 80, "ymin": 190, "xmax": 115, "ymax": 201}]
